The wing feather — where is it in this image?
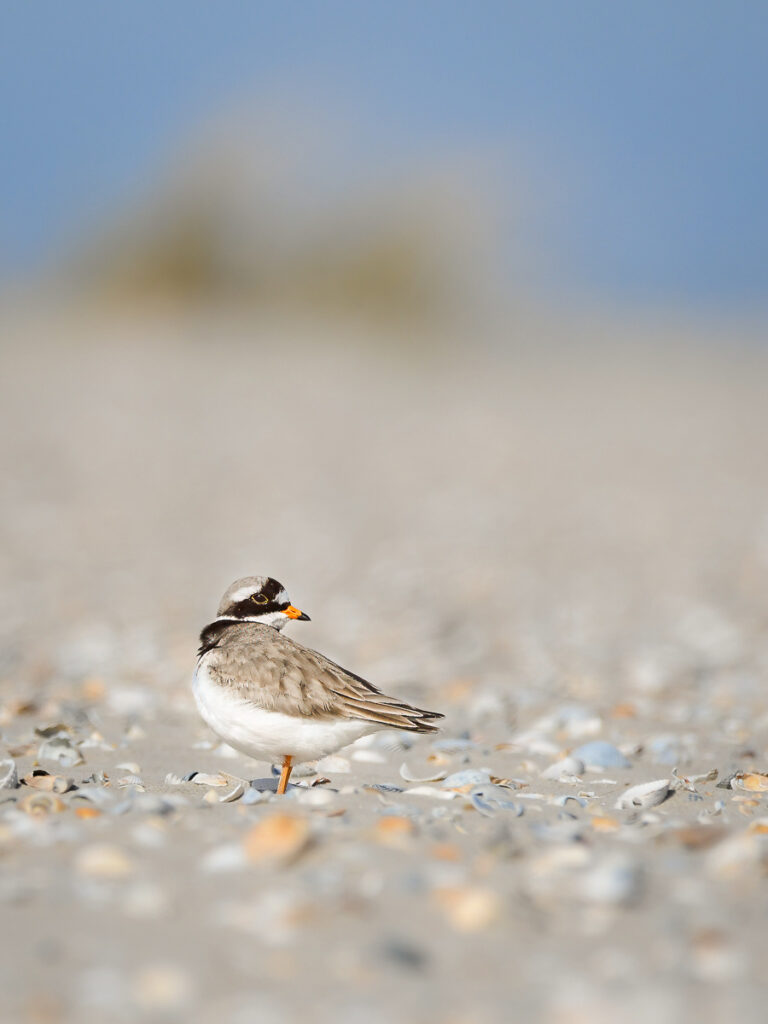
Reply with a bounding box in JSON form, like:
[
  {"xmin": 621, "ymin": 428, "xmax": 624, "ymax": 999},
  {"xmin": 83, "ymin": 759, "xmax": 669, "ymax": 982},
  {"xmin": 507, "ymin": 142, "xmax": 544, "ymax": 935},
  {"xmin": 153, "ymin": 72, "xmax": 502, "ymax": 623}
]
[{"xmin": 202, "ymin": 623, "xmax": 443, "ymax": 733}]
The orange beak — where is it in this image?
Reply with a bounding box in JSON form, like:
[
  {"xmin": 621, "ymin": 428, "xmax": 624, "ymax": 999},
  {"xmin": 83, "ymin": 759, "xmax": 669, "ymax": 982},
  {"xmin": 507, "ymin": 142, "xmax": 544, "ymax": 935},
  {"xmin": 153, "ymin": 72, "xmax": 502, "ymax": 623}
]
[{"xmin": 283, "ymin": 605, "xmax": 310, "ymax": 621}]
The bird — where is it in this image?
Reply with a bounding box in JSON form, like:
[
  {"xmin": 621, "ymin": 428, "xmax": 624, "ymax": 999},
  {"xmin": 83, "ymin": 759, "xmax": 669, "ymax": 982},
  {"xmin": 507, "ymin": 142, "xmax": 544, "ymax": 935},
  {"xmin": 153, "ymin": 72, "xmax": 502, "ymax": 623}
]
[{"xmin": 193, "ymin": 576, "xmax": 444, "ymax": 794}]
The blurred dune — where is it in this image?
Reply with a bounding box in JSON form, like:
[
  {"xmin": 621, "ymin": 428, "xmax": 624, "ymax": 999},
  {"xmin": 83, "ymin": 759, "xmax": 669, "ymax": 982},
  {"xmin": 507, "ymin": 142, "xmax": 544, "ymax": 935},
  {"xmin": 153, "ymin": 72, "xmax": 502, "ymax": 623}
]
[{"xmin": 59, "ymin": 120, "xmax": 505, "ymax": 329}]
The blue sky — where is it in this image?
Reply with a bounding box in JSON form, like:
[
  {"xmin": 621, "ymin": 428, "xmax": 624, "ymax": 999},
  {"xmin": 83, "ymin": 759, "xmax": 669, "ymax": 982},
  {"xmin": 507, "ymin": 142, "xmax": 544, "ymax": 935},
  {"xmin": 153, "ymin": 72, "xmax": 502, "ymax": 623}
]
[{"xmin": 2, "ymin": 1, "xmax": 767, "ymax": 310}]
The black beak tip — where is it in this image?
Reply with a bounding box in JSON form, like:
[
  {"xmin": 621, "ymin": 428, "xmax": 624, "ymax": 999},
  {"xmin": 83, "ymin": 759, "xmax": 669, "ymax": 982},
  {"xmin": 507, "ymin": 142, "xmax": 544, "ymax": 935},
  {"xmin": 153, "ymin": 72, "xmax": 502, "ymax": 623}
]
[{"xmin": 298, "ymin": 612, "xmax": 311, "ymax": 621}]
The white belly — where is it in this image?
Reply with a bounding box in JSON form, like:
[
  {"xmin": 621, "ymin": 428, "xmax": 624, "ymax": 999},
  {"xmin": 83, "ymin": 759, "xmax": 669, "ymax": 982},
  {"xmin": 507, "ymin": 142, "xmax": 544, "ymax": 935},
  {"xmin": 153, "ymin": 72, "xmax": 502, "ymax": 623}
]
[{"xmin": 192, "ymin": 663, "xmax": 382, "ymax": 764}]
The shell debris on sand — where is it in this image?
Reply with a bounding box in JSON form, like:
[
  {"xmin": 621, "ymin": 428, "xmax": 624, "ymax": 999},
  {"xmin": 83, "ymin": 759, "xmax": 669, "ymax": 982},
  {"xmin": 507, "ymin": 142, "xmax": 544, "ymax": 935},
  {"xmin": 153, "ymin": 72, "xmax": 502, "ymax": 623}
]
[
  {"xmin": 75, "ymin": 844, "xmax": 136, "ymax": 879},
  {"xmin": 4, "ymin": 320, "xmax": 768, "ymax": 1022},
  {"xmin": 243, "ymin": 814, "xmax": 311, "ymax": 865}
]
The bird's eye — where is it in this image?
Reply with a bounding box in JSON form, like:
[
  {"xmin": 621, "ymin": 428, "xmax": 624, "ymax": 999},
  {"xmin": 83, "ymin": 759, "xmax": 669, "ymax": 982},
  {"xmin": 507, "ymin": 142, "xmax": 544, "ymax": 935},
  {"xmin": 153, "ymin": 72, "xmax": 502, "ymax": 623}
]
[{"xmin": 251, "ymin": 594, "xmax": 269, "ymax": 605}]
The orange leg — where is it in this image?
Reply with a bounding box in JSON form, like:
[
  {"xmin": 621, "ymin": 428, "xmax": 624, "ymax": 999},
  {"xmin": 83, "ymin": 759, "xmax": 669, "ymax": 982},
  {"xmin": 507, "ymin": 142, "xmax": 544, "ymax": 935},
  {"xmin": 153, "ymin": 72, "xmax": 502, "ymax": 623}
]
[{"xmin": 276, "ymin": 755, "xmax": 293, "ymax": 795}]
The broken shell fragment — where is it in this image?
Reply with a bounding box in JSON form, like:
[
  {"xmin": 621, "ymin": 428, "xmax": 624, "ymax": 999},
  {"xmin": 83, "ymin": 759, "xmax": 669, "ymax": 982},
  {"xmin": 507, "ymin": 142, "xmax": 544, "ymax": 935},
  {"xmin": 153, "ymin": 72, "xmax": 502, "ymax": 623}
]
[
  {"xmin": 615, "ymin": 779, "xmax": 672, "ymax": 810},
  {"xmin": 218, "ymin": 782, "xmax": 245, "ymax": 803},
  {"xmin": 0, "ymin": 759, "xmax": 19, "ymax": 790},
  {"xmin": 672, "ymin": 767, "xmax": 719, "ymax": 792},
  {"xmin": 37, "ymin": 735, "xmax": 85, "ymax": 768},
  {"xmin": 22, "ymin": 770, "xmax": 72, "ymax": 794},
  {"xmin": 184, "ymin": 772, "xmax": 229, "ymax": 787},
  {"xmin": 572, "ymin": 741, "xmax": 631, "ymax": 770},
  {"xmin": 19, "ymin": 792, "xmax": 66, "ymax": 816},
  {"xmin": 441, "ymin": 769, "xmax": 491, "ymax": 791},
  {"xmin": 399, "ymin": 763, "xmax": 447, "ymax": 783},
  {"xmin": 730, "ymin": 772, "xmax": 768, "ymax": 792}
]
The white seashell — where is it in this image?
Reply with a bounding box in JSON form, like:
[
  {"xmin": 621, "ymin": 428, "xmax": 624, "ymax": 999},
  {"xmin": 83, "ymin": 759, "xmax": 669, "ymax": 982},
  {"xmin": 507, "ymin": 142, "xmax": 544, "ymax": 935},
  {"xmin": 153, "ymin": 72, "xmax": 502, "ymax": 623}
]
[
  {"xmin": 116, "ymin": 775, "xmax": 145, "ymax": 789},
  {"xmin": 541, "ymin": 757, "xmax": 585, "ymax": 780},
  {"xmin": 0, "ymin": 759, "xmax": 19, "ymax": 789},
  {"xmin": 400, "ymin": 762, "xmax": 448, "ymax": 783},
  {"xmin": 615, "ymin": 779, "xmax": 671, "ymax": 810},
  {"xmin": 404, "ymin": 786, "xmax": 458, "ymax": 800},
  {"xmin": 441, "ymin": 770, "xmax": 491, "ymax": 789},
  {"xmin": 187, "ymin": 772, "xmax": 229, "ymax": 787},
  {"xmin": 672, "ymin": 767, "xmax": 718, "ymax": 792},
  {"xmin": 115, "ymin": 762, "xmax": 141, "ymax": 774},
  {"xmin": 37, "ymin": 737, "xmax": 85, "ymax": 768},
  {"xmin": 164, "ymin": 773, "xmax": 186, "ymax": 786},
  {"xmin": 219, "ymin": 782, "xmax": 245, "ymax": 803}
]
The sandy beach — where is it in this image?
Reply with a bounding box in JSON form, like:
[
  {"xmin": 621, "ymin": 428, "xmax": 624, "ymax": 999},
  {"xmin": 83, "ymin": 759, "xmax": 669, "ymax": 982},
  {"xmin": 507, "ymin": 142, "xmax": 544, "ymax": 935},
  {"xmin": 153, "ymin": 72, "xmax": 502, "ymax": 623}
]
[{"xmin": 1, "ymin": 305, "xmax": 768, "ymax": 1024}]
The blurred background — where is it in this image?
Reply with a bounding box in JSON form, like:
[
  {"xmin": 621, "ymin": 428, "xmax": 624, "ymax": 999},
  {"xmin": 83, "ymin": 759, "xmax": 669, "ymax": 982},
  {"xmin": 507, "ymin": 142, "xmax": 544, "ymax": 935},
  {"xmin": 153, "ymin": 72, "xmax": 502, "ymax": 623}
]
[{"xmin": 2, "ymin": 4, "xmax": 768, "ymax": 1024}]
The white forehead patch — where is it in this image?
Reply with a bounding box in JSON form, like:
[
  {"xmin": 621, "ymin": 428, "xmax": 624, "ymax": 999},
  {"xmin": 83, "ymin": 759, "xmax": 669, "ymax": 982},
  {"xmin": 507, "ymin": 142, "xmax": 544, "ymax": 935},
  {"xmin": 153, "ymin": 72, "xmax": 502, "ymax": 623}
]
[
  {"xmin": 229, "ymin": 585, "xmax": 262, "ymax": 603},
  {"xmin": 276, "ymin": 589, "xmax": 289, "ymax": 605}
]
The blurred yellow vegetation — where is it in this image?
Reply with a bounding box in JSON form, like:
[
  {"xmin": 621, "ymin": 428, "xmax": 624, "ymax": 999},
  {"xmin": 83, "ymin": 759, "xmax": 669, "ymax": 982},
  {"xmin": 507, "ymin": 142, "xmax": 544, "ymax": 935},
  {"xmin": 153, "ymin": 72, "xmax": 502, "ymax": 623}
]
[{"xmin": 69, "ymin": 122, "xmax": 502, "ymax": 326}]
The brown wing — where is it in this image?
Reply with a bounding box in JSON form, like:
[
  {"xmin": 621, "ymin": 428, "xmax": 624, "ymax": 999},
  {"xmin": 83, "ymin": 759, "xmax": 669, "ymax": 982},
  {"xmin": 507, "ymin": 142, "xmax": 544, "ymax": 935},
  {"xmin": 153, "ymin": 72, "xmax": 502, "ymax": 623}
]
[{"xmin": 205, "ymin": 626, "xmax": 443, "ymax": 732}]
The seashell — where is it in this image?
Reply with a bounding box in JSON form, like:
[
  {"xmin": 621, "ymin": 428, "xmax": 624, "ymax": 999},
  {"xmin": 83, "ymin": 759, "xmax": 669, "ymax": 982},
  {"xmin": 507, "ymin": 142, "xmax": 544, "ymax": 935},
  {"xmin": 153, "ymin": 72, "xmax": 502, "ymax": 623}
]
[
  {"xmin": 441, "ymin": 769, "xmax": 491, "ymax": 791},
  {"xmin": 363, "ymin": 783, "xmax": 404, "ymax": 794},
  {"xmin": 730, "ymin": 772, "xmax": 768, "ymax": 792},
  {"xmin": 34, "ymin": 723, "xmax": 72, "ymax": 739},
  {"xmin": 116, "ymin": 775, "xmax": 145, "ymax": 790},
  {"xmin": 551, "ymin": 794, "xmax": 588, "ymax": 808},
  {"xmin": 75, "ymin": 806, "xmax": 102, "ymax": 820},
  {"xmin": 404, "ymin": 786, "xmax": 457, "ymax": 800},
  {"xmin": 241, "ymin": 787, "xmax": 270, "ymax": 805},
  {"xmin": 219, "ymin": 782, "xmax": 245, "ymax": 803},
  {"xmin": 243, "ymin": 813, "xmax": 310, "ymax": 864},
  {"xmin": 432, "ymin": 886, "xmax": 499, "ymax": 932},
  {"xmin": 115, "ymin": 762, "xmax": 141, "ymax": 774},
  {"xmin": 400, "ymin": 762, "xmax": 448, "ymax": 783},
  {"xmin": 19, "ymin": 792, "xmax": 65, "ymax": 816},
  {"xmin": 22, "ymin": 770, "xmax": 72, "ymax": 794},
  {"xmin": 706, "ymin": 832, "xmax": 768, "ymax": 879},
  {"xmin": 591, "ymin": 815, "xmax": 620, "ymax": 832},
  {"xmin": 75, "ymin": 844, "xmax": 135, "ymax": 879},
  {"xmin": 184, "ymin": 772, "xmax": 229, "ymax": 787},
  {"xmin": 79, "ymin": 731, "xmax": 114, "ymax": 750},
  {"xmin": 164, "ymin": 773, "xmax": 186, "ymax": 786},
  {"xmin": 672, "ymin": 767, "xmax": 718, "ymax": 792},
  {"xmin": 372, "ymin": 815, "xmax": 414, "ymax": 846},
  {"xmin": 541, "ymin": 757, "xmax": 585, "ymax": 780},
  {"xmin": 615, "ymin": 779, "xmax": 672, "ymax": 810},
  {"xmin": 0, "ymin": 759, "xmax": 19, "ymax": 789},
  {"xmin": 469, "ymin": 785, "xmax": 523, "ymax": 817},
  {"xmin": 572, "ymin": 741, "xmax": 631, "ymax": 770},
  {"xmin": 37, "ymin": 736, "xmax": 85, "ymax": 768},
  {"xmin": 72, "ymin": 786, "xmax": 113, "ymax": 807}
]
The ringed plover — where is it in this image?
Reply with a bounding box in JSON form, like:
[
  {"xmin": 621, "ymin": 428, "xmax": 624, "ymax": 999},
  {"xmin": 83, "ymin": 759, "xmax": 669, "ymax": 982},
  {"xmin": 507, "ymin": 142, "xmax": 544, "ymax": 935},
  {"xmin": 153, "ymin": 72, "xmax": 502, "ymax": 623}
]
[{"xmin": 193, "ymin": 576, "xmax": 444, "ymax": 793}]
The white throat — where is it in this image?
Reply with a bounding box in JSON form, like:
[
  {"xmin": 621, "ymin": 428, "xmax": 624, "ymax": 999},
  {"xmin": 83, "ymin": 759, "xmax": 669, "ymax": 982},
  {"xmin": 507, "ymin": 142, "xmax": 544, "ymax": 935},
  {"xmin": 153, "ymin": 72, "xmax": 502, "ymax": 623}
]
[{"xmin": 215, "ymin": 613, "xmax": 288, "ymax": 631}]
